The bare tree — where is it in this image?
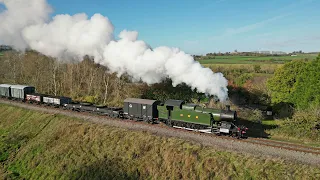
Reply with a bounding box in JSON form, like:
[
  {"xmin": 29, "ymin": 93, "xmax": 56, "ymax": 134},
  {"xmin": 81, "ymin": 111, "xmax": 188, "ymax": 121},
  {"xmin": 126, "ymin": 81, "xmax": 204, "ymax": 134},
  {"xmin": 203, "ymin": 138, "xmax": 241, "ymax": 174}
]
[{"xmin": 103, "ymin": 72, "xmax": 110, "ymax": 104}]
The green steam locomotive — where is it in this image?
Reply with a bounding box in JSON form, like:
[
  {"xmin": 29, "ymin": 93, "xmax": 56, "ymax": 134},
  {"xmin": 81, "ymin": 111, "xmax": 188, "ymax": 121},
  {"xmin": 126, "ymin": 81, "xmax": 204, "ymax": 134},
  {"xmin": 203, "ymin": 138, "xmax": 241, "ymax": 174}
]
[{"xmin": 157, "ymin": 99, "xmax": 247, "ymax": 138}]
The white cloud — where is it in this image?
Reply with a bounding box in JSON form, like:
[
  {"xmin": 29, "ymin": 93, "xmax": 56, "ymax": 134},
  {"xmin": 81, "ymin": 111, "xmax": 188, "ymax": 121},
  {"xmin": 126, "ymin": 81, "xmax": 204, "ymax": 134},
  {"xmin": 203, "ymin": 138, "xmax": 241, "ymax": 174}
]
[
  {"xmin": 216, "ymin": 14, "xmax": 291, "ymax": 39},
  {"xmin": 263, "ymin": 35, "xmax": 320, "ymax": 47}
]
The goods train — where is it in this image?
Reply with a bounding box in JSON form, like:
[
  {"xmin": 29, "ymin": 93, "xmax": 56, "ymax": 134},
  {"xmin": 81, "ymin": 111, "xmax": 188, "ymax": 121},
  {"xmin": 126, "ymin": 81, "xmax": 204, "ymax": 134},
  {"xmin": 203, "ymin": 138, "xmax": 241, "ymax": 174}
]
[{"xmin": 0, "ymin": 84, "xmax": 248, "ymax": 138}]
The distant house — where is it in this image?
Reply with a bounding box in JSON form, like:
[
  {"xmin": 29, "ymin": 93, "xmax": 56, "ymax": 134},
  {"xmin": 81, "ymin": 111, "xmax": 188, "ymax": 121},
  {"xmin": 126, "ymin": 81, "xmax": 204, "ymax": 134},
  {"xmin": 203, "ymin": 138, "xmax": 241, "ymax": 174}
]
[{"xmin": 291, "ymin": 54, "xmax": 297, "ymax": 56}]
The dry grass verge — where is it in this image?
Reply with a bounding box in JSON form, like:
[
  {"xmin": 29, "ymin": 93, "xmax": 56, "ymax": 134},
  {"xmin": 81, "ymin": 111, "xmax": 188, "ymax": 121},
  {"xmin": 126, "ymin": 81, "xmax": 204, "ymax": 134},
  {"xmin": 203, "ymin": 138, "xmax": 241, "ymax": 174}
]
[{"xmin": 0, "ymin": 104, "xmax": 320, "ymax": 179}]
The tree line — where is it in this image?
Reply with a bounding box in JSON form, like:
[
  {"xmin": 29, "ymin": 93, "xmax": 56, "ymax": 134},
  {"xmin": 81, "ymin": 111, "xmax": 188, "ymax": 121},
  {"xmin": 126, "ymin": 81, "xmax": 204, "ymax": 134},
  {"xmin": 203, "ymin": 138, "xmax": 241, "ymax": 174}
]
[
  {"xmin": 1, "ymin": 50, "xmax": 319, "ymax": 112},
  {"xmin": 0, "ymin": 51, "xmax": 205, "ymax": 106}
]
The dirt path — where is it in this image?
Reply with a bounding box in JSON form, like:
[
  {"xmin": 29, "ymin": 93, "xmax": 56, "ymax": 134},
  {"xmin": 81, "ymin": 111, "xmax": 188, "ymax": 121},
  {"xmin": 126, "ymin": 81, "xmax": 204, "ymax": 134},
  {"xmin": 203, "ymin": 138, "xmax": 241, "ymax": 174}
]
[{"xmin": 1, "ymin": 99, "xmax": 320, "ymax": 167}]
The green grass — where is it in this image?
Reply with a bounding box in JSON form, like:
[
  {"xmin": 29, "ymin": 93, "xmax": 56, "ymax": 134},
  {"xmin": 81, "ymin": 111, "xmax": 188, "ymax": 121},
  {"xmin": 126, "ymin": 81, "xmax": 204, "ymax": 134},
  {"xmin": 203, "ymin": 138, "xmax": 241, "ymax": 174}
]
[
  {"xmin": 204, "ymin": 64, "xmax": 283, "ymax": 75},
  {"xmin": 197, "ymin": 54, "xmax": 317, "ymax": 64},
  {"xmin": 260, "ymin": 120, "xmax": 320, "ymax": 147},
  {"xmin": 265, "ymin": 108, "xmax": 320, "ymax": 144},
  {"xmin": 0, "ymin": 103, "xmax": 320, "ymax": 179},
  {"xmin": 237, "ymin": 107, "xmax": 320, "ymax": 147}
]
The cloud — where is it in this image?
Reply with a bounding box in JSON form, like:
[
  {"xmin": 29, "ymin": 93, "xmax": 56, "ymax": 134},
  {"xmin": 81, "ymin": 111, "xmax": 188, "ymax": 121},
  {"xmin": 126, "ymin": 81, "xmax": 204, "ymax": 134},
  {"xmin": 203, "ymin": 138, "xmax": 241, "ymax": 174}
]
[
  {"xmin": 225, "ymin": 14, "xmax": 291, "ymax": 36},
  {"xmin": 279, "ymin": 0, "xmax": 316, "ymax": 11},
  {"xmin": 263, "ymin": 35, "xmax": 320, "ymax": 47},
  {"xmin": 210, "ymin": 0, "xmax": 317, "ymax": 39},
  {"xmin": 208, "ymin": 14, "xmax": 291, "ymax": 42}
]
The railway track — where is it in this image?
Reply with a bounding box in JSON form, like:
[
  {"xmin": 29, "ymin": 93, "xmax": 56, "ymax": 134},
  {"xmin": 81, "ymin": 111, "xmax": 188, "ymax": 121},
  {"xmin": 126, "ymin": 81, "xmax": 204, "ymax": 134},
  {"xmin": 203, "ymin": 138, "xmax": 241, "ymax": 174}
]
[
  {"xmin": 173, "ymin": 126, "xmax": 320, "ymax": 156},
  {"xmin": 243, "ymin": 138, "xmax": 320, "ymax": 155},
  {"xmin": 159, "ymin": 120, "xmax": 320, "ymax": 156},
  {"xmin": 1, "ymin": 98, "xmax": 320, "ymax": 158}
]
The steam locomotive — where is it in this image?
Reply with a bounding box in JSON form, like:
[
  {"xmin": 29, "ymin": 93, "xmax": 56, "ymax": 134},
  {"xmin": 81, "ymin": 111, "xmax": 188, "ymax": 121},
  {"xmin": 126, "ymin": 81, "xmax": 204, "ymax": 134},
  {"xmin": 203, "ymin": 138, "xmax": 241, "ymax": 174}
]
[{"xmin": 0, "ymin": 84, "xmax": 248, "ymax": 138}]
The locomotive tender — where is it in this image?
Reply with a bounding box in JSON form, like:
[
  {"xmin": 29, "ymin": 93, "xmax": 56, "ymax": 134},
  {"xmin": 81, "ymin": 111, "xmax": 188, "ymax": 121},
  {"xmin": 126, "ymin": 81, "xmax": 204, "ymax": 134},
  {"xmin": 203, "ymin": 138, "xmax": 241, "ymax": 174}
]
[{"xmin": 0, "ymin": 83, "xmax": 247, "ymax": 138}]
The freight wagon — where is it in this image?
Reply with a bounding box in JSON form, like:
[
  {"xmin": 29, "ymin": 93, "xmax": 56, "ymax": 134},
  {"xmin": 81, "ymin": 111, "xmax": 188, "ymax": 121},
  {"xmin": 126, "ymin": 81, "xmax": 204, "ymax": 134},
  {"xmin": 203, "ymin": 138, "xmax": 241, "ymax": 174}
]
[
  {"xmin": 43, "ymin": 95, "xmax": 72, "ymax": 107},
  {"xmin": 10, "ymin": 85, "xmax": 35, "ymax": 100},
  {"xmin": 0, "ymin": 84, "xmax": 11, "ymax": 98},
  {"xmin": 123, "ymin": 98, "xmax": 160, "ymax": 123},
  {"xmin": 26, "ymin": 93, "xmax": 46, "ymax": 104},
  {"xmin": 0, "ymin": 83, "xmax": 248, "ymax": 138}
]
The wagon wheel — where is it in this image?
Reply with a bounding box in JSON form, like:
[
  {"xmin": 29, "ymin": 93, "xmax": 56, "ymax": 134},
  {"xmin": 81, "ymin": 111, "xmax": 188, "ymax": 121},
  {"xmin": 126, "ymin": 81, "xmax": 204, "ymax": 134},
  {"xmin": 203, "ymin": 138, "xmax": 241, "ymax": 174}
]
[{"xmin": 143, "ymin": 117, "xmax": 151, "ymax": 123}]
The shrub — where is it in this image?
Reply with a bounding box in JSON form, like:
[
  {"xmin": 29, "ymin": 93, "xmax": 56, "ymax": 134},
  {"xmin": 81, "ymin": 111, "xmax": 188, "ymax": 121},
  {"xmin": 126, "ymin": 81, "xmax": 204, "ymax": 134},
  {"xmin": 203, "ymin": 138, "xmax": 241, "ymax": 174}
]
[
  {"xmin": 83, "ymin": 96, "xmax": 97, "ymax": 104},
  {"xmin": 267, "ymin": 55, "xmax": 320, "ymax": 110},
  {"xmin": 273, "ymin": 107, "xmax": 320, "ymax": 141},
  {"xmin": 267, "ymin": 60, "xmax": 307, "ymax": 105},
  {"xmin": 234, "ymin": 73, "xmax": 253, "ymax": 86},
  {"xmin": 291, "ymin": 58, "xmax": 320, "ymax": 109},
  {"xmin": 253, "ymin": 64, "xmax": 261, "ymax": 73}
]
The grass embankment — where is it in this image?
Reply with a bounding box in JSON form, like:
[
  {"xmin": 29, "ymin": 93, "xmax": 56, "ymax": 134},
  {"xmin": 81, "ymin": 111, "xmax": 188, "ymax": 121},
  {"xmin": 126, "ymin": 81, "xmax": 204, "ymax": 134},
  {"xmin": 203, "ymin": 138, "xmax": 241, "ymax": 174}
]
[
  {"xmin": 197, "ymin": 54, "xmax": 317, "ymax": 64},
  {"xmin": 0, "ymin": 104, "xmax": 320, "ymax": 179},
  {"xmin": 264, "ymin": 108, "xmax": 320, "ymax": 145}
]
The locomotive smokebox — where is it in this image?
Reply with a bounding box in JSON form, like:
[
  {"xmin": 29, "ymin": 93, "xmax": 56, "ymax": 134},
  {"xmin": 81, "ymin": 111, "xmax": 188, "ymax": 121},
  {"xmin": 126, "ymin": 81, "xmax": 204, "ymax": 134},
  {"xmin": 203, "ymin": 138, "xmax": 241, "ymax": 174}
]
[{"xmin": 220, "ymin": 110, "xmax": 237, "ymax": 121}]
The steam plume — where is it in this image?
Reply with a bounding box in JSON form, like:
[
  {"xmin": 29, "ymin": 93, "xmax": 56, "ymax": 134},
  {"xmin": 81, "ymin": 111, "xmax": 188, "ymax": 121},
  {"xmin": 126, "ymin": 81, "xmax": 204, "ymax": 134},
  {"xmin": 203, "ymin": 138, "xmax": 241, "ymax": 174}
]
[{"xmin": 0, "ymin": 0, "xmax": 229, "ymax": 101}]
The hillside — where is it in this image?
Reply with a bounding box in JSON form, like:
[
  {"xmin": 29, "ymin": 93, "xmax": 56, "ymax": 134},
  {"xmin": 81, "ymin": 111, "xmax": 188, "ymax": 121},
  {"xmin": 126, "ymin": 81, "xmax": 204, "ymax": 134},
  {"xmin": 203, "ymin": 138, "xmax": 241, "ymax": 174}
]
[{"xmin": 0, "ymin": 103, "xmax": 320, "ymax": 179}]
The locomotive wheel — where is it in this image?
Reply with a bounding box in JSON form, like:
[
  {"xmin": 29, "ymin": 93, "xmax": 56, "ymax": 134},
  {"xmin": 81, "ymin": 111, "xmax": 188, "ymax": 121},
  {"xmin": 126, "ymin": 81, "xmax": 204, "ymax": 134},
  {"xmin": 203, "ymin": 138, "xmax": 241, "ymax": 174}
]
[
  {"xmin": 167, "ymin": 120, "xmax": 173, "ymax": 127},
  {"xmin": 236, "ymin": 132, "xmax": 242, "ymax": 139}
]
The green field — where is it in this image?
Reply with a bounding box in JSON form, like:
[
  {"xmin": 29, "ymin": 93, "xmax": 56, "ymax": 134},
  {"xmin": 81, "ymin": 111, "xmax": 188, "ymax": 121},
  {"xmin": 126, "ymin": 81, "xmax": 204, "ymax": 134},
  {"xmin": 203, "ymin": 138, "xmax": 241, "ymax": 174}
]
[{"xmin": 197, "ymin": 54, "xmax": 318, "ymax": 64}]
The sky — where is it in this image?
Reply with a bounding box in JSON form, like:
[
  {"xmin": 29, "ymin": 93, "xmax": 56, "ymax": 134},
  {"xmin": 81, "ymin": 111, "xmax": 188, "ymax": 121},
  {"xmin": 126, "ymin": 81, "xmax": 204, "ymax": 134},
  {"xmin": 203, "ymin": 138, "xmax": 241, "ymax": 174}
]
[{"xmin": 3, "ymin": 0, "xmax": 320, "ymax": 55}]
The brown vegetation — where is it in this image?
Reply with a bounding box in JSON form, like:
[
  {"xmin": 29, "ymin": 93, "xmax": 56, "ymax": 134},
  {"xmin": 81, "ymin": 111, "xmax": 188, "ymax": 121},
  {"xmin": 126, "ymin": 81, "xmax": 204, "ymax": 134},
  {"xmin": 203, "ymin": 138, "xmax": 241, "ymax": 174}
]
[{"xmin": 0, "ymin": 51, "xmax": 143, "ymax": 106}]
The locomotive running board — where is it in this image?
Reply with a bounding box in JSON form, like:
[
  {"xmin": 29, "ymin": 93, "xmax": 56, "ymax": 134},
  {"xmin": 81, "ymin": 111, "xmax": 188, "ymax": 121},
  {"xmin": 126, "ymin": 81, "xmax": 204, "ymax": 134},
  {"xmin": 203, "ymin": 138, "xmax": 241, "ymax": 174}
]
[{"xmin": 172, "ymin": 126, "xmax": 212, "ymax": 134}]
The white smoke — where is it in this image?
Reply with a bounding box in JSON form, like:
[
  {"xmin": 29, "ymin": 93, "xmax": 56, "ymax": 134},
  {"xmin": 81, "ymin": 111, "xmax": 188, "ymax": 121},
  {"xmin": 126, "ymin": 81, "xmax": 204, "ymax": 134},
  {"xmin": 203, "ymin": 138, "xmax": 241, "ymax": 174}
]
[
  {"xmin": 0, "ymin": 0, "xmax": 229, "ymax": 101},
  {"xmin": 22, "ymin": 13, "xmax": 114, "ymax": 60},
  {"xmin": 0, "ymin": 0, "xmax": 52, "ymax": 50}
]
